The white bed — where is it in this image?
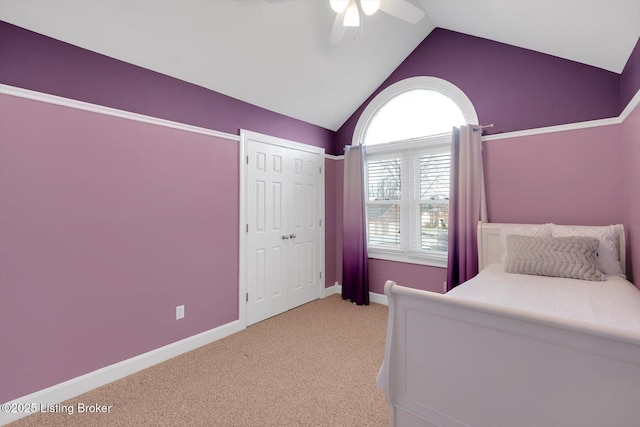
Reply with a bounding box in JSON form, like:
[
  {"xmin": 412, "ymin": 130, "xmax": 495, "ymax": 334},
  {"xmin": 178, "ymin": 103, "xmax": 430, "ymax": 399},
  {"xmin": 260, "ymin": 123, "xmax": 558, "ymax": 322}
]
[{"xmin": 377, "ymin": 222, "xmax": 640, "ymax": 427}]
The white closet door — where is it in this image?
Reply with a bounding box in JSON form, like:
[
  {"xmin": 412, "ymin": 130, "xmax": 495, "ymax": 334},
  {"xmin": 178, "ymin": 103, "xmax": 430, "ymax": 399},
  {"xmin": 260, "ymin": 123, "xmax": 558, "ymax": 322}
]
[
  {"xmin": 288, "ymin": 149, "xmax": 322, "ymax": 309},
  {"xmin": 243, "ymin": 131, "xmax": 323, "ymax": 326},
  {"xmin": 246, "ymin": 140, "xmax": 290, "ymax": 325}
]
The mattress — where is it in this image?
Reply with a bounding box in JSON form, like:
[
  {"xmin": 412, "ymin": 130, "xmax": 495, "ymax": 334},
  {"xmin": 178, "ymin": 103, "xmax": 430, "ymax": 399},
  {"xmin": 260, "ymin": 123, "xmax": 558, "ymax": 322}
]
[{"xmin": 446, "ymin": 263, "xmax": 640, "ymax": 334}]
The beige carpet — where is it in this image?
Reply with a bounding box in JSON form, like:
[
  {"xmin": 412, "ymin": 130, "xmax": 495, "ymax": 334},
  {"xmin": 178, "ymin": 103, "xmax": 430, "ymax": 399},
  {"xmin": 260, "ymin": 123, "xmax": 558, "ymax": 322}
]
[{"xmin": 10, "ymin": 294, "xmax": 389, "ymax": 426}]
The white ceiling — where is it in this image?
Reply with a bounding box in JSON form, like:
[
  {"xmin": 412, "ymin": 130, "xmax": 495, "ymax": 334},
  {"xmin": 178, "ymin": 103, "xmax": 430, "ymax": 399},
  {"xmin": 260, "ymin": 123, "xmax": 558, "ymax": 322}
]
[{"xmin": 1, "ymin": 0, "xmax": 639, "ymax": 131}]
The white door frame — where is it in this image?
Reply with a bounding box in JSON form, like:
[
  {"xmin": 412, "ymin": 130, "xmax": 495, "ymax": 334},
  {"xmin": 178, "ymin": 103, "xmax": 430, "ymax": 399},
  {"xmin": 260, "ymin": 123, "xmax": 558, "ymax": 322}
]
[{"xmin": 239, "ymin": 129, "xmax": 325, "ymax": 328}]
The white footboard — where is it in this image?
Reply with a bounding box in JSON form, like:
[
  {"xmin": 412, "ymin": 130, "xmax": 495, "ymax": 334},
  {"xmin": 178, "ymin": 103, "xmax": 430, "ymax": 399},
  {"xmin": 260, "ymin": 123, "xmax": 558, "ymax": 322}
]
[{"xmin": 377, "ymin": 281, "xmax": 640, "ymax": 427}]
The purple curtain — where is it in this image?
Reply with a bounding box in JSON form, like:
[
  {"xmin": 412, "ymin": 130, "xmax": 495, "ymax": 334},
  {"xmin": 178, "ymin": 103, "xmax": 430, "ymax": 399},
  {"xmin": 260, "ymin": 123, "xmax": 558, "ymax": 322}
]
[
  {"xmin": 342, "ymin": 145, "xmax": 369, "ymax": 305},
  {"xmin": 446, "ymin": 125, "xmax": 487, "ymax": 290}
]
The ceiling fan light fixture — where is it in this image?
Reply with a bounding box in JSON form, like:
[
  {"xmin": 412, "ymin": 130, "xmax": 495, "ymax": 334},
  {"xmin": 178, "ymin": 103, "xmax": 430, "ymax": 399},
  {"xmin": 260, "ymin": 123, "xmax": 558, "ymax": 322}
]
[
  {"xmin": 329, "ymin": 0, "xmax": 349, "ymax": 13},
  {"xmin": 360, "ymin": 0, "xmax": 380, "ymax": 16},
  {"xmin": 343, "ymin": 1, "xmax": 360, "ymax": 27}
]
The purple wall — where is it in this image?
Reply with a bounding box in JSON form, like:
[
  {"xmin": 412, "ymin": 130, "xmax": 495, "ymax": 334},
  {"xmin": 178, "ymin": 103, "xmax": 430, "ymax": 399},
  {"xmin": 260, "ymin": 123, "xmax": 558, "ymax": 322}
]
[
  {"xmin": 622, "ymin": 104, "xmax": 640, "ymax": 284},
  {"xmin": 333, "ymin": 29, "xmax": 638, "ymax": 293},
  {"xmin": 483, "ymin": 125, "xmax": 625, "ymax": 226},
  {"xmin": 621, "ymin": 39, "xmax": 640, "ymax": 109},
  {"xmin": 324, "ymin": 158, "xmax": 343, "ymax": 287},
  {"xmin": 369, "ymin": 260, "xmax": 447, "ymax": 294},
  {"xmin": 0, "ymin": 93, "xmax": 239, "ymax": 402},
  {"xmin": 0, "ymin": 21, "xmax": 334, "ymax": 152},
  {"xmin": 334, "ymin": 28, "xmax": 621, "ymax": 152}
]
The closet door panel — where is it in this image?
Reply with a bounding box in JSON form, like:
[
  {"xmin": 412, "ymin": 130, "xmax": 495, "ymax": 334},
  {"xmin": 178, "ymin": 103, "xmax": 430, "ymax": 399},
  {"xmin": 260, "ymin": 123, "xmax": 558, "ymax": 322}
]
[
  {"xmin": 246, "ymin": 141, "xmax": 289, "ymax": 325},
  {"xmin": 288, "ymin": 150, "xmax": 322, "ymax": 309}
]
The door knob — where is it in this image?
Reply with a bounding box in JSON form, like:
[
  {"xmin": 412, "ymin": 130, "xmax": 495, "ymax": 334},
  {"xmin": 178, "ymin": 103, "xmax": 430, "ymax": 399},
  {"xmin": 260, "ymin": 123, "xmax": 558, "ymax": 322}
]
[
  {"xmin": 289, "ymin": 233, "xmax": 297, "ymax": 239},
  {"xmin": 282, "ymin": 235, "xmax": 290, "ymax": 240}
]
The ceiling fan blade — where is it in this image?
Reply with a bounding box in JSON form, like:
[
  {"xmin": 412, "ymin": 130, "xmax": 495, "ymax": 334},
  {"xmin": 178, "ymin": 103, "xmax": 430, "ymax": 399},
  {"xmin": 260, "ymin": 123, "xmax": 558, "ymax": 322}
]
[
  {"xmin": 379, "ymin": 0, "xmax": 425, "ymax": 24},
  {"xmin": 329, "ymin": 11, "xmax": 347, "ymax": 44}
]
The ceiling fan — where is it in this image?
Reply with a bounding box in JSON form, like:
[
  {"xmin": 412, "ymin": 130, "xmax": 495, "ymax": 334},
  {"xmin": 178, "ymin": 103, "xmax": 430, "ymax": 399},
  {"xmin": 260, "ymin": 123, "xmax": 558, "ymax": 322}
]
[{"xmin": 329, "ymin": 0, "xmax": 426, "ymax": 44}]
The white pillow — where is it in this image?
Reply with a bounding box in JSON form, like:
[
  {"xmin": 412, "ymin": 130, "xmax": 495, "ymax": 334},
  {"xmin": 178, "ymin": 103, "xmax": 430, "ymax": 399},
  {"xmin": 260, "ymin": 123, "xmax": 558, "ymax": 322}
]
[
  {"xmin": 551, "ymin": 224, "xmax": 624, "ymax": 277},
  {"xmin": 499, "ymin": 223, "xmax": 552, "ymax": 266}
]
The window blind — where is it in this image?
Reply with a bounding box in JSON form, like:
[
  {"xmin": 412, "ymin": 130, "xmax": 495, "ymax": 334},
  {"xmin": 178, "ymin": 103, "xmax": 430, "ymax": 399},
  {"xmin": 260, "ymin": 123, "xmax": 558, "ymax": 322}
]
[
  {"xmin": 367, "ymin": 158, "xmax": 401, "ymax": 247},
  {"xmin": 365, "ymin": 134, "xmax": 451, "ymax": 258},
  {"xmin": 417, "ymin": 152, "xmax": 450, "ymax": 252}
]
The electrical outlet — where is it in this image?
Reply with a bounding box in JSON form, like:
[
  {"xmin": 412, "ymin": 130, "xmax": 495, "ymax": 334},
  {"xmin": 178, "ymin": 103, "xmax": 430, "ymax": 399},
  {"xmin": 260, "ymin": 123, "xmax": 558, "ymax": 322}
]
[{"xmin": 176, "ymin": 305, "xmax": 185, "ymax": 320}]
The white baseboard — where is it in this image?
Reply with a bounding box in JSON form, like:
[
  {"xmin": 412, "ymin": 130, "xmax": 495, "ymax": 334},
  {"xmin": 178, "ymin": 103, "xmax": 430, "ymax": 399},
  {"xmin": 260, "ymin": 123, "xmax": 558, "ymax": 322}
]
[
  {"xmin": 322, "ymin": 282, "xmax": 341, "ymax": 298},
  {"xmin": 370, "ymin": 291, "xmax": 388, "ymax": 306},
  {"xmin": 1, "ymin": 286, "xmax": 387, "ymax": 425},
  {"xmin": 322, "ymin": 282, "xmax": 387, "ymax": 306},
  {"xmin": 0, "ymin": 320, "xmax": 244, "ymax": 426}
]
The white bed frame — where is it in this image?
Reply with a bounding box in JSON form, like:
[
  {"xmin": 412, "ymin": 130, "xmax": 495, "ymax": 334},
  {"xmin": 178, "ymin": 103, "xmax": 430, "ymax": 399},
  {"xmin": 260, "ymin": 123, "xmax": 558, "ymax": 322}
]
[{"xmin": 378, "ymin": 222, "xmax": 640, "ymax": 427}]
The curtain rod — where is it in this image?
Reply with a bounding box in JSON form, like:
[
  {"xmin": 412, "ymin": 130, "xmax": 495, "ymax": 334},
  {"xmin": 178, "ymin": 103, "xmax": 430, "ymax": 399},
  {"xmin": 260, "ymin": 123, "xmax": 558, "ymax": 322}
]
[
  {"xmin": 346, "ymin": 124, "xmax": 496, "ymax": 150},
  {"xmin": 473, "ymin": 124, "xmax": 494, "ymax": 132}
]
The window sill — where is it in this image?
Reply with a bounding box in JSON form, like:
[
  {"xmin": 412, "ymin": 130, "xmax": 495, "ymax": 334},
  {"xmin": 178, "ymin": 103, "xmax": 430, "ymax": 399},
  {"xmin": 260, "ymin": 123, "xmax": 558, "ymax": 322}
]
[{"xmin": 367, "ymin": 249, "xmax": 447, "ymax": 268}]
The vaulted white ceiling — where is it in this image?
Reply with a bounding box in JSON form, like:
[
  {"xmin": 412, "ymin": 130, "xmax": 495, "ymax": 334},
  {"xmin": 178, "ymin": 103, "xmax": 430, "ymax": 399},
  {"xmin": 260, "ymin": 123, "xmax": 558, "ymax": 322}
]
[{"xmin": 1, "ymin": 0, "xmax": 639, "ymax": 131}]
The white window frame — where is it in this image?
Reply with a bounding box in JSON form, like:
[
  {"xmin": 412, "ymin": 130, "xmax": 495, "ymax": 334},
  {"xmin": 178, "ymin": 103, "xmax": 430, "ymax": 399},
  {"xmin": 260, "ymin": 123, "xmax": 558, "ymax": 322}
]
[{"xmin": 353, "ymin": 77, "xmax": 478, "ymax": 267}]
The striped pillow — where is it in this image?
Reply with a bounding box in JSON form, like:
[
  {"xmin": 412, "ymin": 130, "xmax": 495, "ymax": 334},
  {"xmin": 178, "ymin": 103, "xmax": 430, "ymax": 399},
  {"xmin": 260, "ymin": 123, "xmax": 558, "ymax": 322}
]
[{"xmin": 505, "ymin": 235, "xmax": 604, "ymax": 281}]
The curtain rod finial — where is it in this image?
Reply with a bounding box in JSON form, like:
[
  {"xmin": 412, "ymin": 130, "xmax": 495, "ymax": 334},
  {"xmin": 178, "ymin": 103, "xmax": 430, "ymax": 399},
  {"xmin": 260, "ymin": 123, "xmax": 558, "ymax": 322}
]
[{"xmin": 473, "ymin": 124, "xmax": 494, "ymax": 132}]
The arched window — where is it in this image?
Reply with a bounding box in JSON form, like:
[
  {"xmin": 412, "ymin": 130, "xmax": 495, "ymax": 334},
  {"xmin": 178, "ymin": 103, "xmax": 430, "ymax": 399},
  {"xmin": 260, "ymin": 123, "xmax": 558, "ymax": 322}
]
[
  {"xmin": 364, "ymin": 89, "xmax": 466, "ymax": 145},
  {"xmin": 353, "ymin": 77, "xmax": 478, "ymax": 267}
]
